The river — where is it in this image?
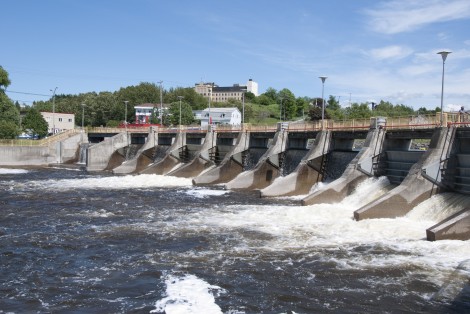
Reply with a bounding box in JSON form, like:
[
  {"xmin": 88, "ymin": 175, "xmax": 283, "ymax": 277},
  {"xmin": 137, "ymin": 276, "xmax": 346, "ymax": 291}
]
[{"xmin": 0, "ymin": 167, "xmax": 468, "ymax": 313}]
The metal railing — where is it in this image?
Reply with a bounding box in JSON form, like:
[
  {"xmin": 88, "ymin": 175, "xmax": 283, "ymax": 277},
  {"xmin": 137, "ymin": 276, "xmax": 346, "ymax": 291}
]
[{"xmin": 0, "ymin": 113, "xmax": 454, "ymax": 146}]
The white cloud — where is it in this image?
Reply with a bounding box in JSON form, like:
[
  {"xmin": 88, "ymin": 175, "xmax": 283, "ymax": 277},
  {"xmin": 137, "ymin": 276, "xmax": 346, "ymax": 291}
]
[
  {"xmin": 365, "ymin": 0, "xmax": 470, "ymax": 34},
  {"xmin": 366, "ymin": 45, "xmax": 413, "ymax": 60}
]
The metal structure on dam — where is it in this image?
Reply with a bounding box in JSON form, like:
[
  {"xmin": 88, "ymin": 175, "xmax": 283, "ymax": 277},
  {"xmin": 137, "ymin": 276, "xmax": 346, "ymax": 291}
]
[{"xmin": 1, "ymin": 113, "xmax": 469, "ymax": 241}]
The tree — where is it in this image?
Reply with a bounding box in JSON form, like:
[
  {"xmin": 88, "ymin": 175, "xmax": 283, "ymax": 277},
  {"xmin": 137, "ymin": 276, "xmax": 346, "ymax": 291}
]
[
  {"xmin": 0, "ymin": 66, "xmax": 11, "ymax": 90},
  {"xmin": 279, "ymin": 88, "xmax": 296, "ymax": 120},
  {"xmin": 0, "ymin": 120, "xmax": 20, "ymax": 139},
  {"xmin": 167, "ymin": 101, "xmax": 195, "ymax": 125},
  {"xmin": 263, "ymin": 87, "xmax": 278, "ymax": 103},
  {"xmin": 22, "ymin": 107, "xmax": 49, "ymax": 138}
]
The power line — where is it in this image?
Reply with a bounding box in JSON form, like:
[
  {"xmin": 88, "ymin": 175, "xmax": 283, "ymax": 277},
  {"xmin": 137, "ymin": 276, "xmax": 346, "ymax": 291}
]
[{"xmin": 5, "ymin": 90, "xmax": 51, "ymax": 97}]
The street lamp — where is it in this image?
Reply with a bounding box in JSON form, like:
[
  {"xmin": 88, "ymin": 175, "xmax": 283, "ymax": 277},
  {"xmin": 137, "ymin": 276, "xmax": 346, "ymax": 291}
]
[
  {"xmin": 241, "ymin": 88, "xmax": 247, "ymax": 125},
  {"xmin": 123, "ymin": 100, "xmax": 129, "ymax": 131},
  {"xmin": 50, "ymin": 87, "xmax": 57, "ymax": 134},
  {"xmin": 177, "ymin": 96, "xmax": 184, "ymax": 128},
  {"xmin": 437, "ymin": 51, "xmax": 451, "ymax": 126},
  {"xmin": 208, "ymin": 85, "xmax": 212, "ymax": 127},
  {"xmin": 279, "ymin": 97, "xmax": 284, "ymax": 122},
  {"xmin": 319, "ymin": 76, "xmax": 327, "ymax": 129},
  {"xmin": 81, "ymin": 103, "xmax": 86, "ymax": 131},
  {"xmin": 158, "ymin": 81, "xmax": 163, "ymax": 124}
]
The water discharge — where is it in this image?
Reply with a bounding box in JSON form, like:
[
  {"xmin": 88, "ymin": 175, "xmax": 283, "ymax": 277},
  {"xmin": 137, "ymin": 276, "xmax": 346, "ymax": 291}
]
[{"xmin": 0, "ymin": 168, "xmax": 468, "ymax": 313}]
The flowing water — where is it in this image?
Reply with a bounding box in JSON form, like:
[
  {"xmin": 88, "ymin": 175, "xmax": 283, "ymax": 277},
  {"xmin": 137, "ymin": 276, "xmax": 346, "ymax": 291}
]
[{"xmin": 0, "ymin": 167, "xmax": 469, "ymax": 313}]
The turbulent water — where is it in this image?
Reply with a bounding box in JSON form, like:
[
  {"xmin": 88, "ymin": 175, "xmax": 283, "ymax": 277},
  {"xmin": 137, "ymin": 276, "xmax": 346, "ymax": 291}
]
[{"xmin": 0, "ymin": 167, "xmax": 469, "ymax": 313}]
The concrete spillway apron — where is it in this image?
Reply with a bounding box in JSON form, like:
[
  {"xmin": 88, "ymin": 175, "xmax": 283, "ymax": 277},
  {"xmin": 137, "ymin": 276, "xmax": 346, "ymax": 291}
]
[
  {"xmin": 139, "ymin": 131, "xmax": 185, "ymax": 175},
  {"xmin": 167, "ymin": 130, "xmax": 217, "ymax": 178},
  {"xmin": 260, "ymin": 130, "xmax": 330, "ymax": 197},
  {"xmin": 86, "ymin": 132, "xmax": 131, "ymax": 171},
  {"xmin": 224, "ymin": 126, "xmax": 288, "ymax": 190},
  {"xmin": 354, "ymin": 127, "xmax": 448, "ymax": 220},
  {"xmin": 301, "ymin": 127, "xmax": 385, "ymax": 205},
  {"xmin": 192, "ymin": 130, "xmax": 249, "ymax": 185},
  {"xmin": 113, "ymin": 127, "xmax": 158, "ymax": 174}
]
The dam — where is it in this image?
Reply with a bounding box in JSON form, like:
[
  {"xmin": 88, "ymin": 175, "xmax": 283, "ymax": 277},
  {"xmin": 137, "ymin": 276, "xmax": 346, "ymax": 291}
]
[{"xmin": 1, "ymin": 114, "xmax": 469, "ymax": 241}]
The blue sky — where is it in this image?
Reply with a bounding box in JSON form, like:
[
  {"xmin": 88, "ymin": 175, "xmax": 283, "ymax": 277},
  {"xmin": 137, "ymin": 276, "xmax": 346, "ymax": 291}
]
[{"xmin": 3, "ymin": 0, "xmax": 470, "ymax": 110}]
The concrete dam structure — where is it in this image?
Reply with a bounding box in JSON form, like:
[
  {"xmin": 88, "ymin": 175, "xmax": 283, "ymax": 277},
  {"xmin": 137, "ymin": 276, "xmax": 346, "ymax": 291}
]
[{"xmin": 1, "ymin": 115, "xmax": 469, "ymax": 241}]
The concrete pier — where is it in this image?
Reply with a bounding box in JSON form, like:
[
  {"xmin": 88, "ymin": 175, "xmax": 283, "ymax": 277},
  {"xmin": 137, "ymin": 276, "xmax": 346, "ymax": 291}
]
[
  {"xmin": 224, "ymin": 126, "xmax": 288, "ymax": 190},
  {"xmin": 139, "ymin": 131, "xmax": 184, "ymax": 175},
  {"xmin": 302, "ymin": 128, "xmax": 385, "ymax": 205},
  {"xmin": 192, "ymin": 130, "xmax": 256, "ymax": 185},
  {"xmin": 426, "ymin": 209, "xmax": 470, "ymax": 241},
  {"xmin": 86, "ymin": 132, "xmax": 130, "ymax": 171},
  {"xmin": 113, "ymin": 128, "xmax": 157, "ymax": 174},
  {"xmin": 354, "ymin": 128, "xmax": 448, "ymax": 220},
  {"xmin": 260, "ymin": 130, "xmax": 329, "ymax": 197},
  {"xmin": 167, "ymin": 130, "xmax": 216, "ymax": 178}
]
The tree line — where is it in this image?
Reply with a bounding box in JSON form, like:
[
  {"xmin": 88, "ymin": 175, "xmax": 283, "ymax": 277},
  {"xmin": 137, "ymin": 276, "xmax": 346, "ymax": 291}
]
[{"xmin": 0, "ymin": 65, "xmax": 441, "ymax": 139}]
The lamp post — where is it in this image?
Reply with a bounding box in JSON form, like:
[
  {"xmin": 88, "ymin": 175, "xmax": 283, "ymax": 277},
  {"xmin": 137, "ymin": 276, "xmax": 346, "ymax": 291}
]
[
  {"xmin": 319, "ymin": 76, "xmax": 327, "ymax": 129},
  {"xmin": 50, "ymin": 87, "xmax": 57, "ymax": 134},
  {"xmin": 81, "ymin": 103, "xmax": 86, "ymax": 131},
  {"xmin": 158, "ymin": 81, "xmax": 163, "ymax": 124},
  {"xmin": 177, "ymin": 96, "xmax": 184, "ymax": 128},
  {"xmin": 437, "ymin": 51, "xmax": 451, "ymax": 126},
  {"xmin": 241, "ymin": 88, "xmax": 247, "ymax": 126},
  {"xmin": 123, "ymin": 100, "xmax": 129, "ymax": 132},
  {"xmin": 208, "ymin": 85, "xmax": 212, "ymax": 128},
  {"xmin": 279, "ymin": 97, "xmax": 284, "ymax": 122}
]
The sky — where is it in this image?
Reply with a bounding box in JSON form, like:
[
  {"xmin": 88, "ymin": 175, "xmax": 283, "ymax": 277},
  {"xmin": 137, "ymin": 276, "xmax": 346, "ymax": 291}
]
[{"xmin": 2, "ymin": 0, "xmax": 470, "ymax": 111}]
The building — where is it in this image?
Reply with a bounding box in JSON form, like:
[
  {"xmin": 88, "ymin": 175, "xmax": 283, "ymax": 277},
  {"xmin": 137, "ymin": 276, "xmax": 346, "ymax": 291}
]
[
  {"xmin": 40, "ymin": 112, "xmax": 75, "ymax": 134},
  {"xmin": 194, "ymin": 107, "xmax": 241, "ymax": 127},
  {"xmin": 194, "ymin": 79, "xmax": 259, "ymax": 103},
  {"xmin": 134, "ymin": 103, "xmax": 157, "ymax": 124}
]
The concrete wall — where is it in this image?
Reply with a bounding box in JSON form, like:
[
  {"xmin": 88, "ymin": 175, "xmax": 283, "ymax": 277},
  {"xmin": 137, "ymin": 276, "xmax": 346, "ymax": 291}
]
[
  {"xmin": 302, "ymin": 128, "xmax": 385, "ymax": 205},
  {"xmin": 113, "ymin": 128, "xmax": 156, "ymax": 174},
  {"xmin": 260, "ymin": 130, "xmax": 329, "ymax": 197},
  {"xmin": 86, "ymin": 132, "xmax": 130, "ymax": 171},
  {"xmin": 192, "ymin": 131, "xmax": 249, "ymax": 185},
  {"xmin": 139, "ymin": 132, "xmax": 185, "ymax": 175},
  {"xmin": 354, "ymin": 127, "xmax": 448, "ymax": 220},
  {"xmin": 168, "ymin": 131, "xmax": 216, "ymax": 178},
  {"xmin": 0, "ymin": 145, "xmax": 56, "ymax": 166},
  {"xmin": 225, "ymin": 128, "xmax": 288, "ymax": 190},
  {"xmin": 58, "ymin": 133, "xmax": 84, "ymax": 164},
  {"xmin": 0, "ymin": 133, "xmax": 83, "ymax": 166},
  {"xmin": 426, "ymin": 208, "xmax": 470, "ymax": 241}
]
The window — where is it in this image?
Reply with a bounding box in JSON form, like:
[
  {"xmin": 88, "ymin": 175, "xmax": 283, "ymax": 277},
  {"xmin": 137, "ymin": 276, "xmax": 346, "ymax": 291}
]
[
  {"xmin": 68, "ymin": 119, "xmax": 72, "ymax": 122},
  {"xmin": 58, "ymin": 118, "xmax": 63, "ymax": 122}
]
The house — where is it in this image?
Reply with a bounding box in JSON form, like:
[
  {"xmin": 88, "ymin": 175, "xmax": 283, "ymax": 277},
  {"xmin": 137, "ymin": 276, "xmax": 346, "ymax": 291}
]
[
  {"xmin": 134, "ymin": 103, "xmax": 157, "ymax": 124},
  {"xmin": 194, "ymin": 79, "xmax": 259, "ymax": 103},
  {"xmin": 194, "ymin": 107, "xmax": 241, "ymax": 127},
  {"xmin": 40, "ymin": 112, "xmax": 75, "ymax": 134}
]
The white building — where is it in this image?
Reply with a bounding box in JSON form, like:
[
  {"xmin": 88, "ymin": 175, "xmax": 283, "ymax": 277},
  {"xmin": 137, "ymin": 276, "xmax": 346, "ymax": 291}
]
[
  {"xmin": 40, "ymin": 112, "xmax": 75, "ymax": 134},
  {"xmin": 134, "ymin": 103, "xmax": 157, "ymax": 124},
  {"xmin": 194, "ymin": 107, "xmax": 241, "ymax": 127},
  {"xmin": 194, "ymin": 79, "xmax": 259, "ymax": 103}
]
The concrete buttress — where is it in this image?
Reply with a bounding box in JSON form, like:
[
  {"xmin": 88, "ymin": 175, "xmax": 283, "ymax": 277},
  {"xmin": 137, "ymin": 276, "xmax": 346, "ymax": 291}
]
[
  {"xmin": 354, "ymin": 127, "xmax": 448, "ymax": 220},
  {"xmin": 260, "ymin": 130, "xmax": 330, "ymax": 197},
  {"xmin": 302, "ymin": 128, "xmax": 385, "ymax": 205},
  {"xmin": 225, "ymin": 128, "xmax": 288, "ymax": 190}
]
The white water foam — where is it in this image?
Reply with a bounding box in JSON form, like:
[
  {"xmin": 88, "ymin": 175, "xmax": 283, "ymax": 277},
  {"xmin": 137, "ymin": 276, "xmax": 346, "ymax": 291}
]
[
  {"xmin": 151, "ymin": 273, "xmax": 225, "ymax": 314},
  {"xmin": 178, "ymin": 177, "xmax": 469, "ymax": 285},
  {"xmin": 20, "ymin": 174, "xmax": 193, "ymax": 191},
  {"xmin": 0, "ymin": 168, "xmax": 29, "ymax": 174},
  {"xmin": 185, "ymin": 188, "xmax": 230, "ymax": 198}
]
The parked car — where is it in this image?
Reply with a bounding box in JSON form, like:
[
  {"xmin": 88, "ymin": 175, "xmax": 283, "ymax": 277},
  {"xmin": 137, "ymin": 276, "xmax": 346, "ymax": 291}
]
[{"xmin": 17, "ymin": 133, "xmax": 39, "ymax": 140}]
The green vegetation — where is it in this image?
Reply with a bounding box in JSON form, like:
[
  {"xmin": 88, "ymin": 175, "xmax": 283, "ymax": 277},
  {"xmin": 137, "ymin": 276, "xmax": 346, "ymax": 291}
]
[
  {"xmin": 0, "ymin": 66, "xmax": 21, "ymax": 139},
  {"xmin": 0, "ymin": 65, "xmax": 443, "ymax": 140}
]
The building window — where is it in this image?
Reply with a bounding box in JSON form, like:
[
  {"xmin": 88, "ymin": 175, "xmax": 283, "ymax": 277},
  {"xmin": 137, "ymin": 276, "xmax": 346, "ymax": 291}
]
[
  {"xmin": 68, "ymin": 119, "xmax": 72, "ymax": 122},
  {"xmin": 59, "ymin": 118, "xmax": 63, "ymax": 122}
]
